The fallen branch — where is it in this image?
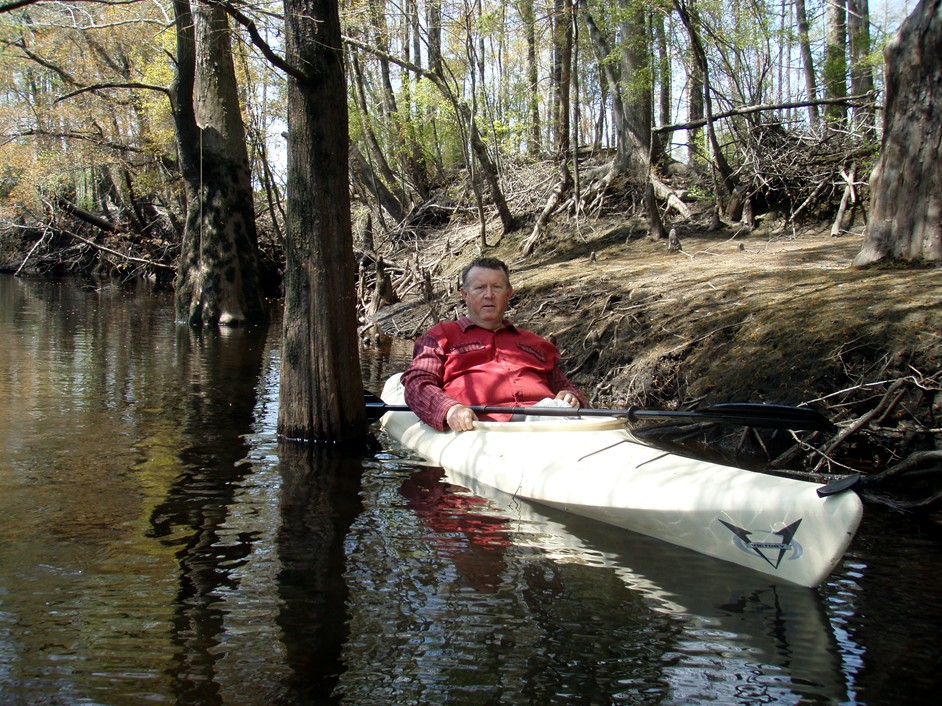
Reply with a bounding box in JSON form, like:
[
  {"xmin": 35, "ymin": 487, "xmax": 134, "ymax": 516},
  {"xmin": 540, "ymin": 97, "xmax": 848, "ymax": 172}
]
[
  {"xmin": 814, "ymin": 378, "xmax": 908, "ymax": 472},
  {"xmin": 861, "ymin": 450, "xmax": 942, "ymax": 487},
  {"xmin": 63, "ymin": 229, "xmax": 175, "ymax": 270},
  {"xmin": 14, "ymin": 228, "xmax": 50, "ymax": 276}
]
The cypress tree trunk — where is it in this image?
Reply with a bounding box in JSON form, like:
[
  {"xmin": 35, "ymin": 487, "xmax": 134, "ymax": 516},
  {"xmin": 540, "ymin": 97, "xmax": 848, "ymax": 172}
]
[
  {"xmin": 174, "ymin": 0, "xmax": 266, "ymax": 327},
  {"xmin": 278, "ymin": 0, "xmax": 366, "ymax": 442}
]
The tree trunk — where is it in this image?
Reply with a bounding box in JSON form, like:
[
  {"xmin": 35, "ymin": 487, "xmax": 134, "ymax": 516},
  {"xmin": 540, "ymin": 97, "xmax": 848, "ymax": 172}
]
[
  {"xmin": 687, "ymin": 34, "xmax": 704, "ymax": 163},
  {"xmin": 552, "ymin": 0, "xmax": 572, "ymax": 160},
  {"xmin": 618, "ymin": 0, "xmax": 652, "ymax": 176},
  {"xmin": 675, "ymin": 1, "xmax": 736, "ymax": 197},
  {"xmin": 174, "ymin": 0, "xmax": 265, "ymax": 327},
  {"xmin": 579, "ymin": 1, "xmax": 627, "ymax": 164},
  {"xmin": 654, "ymin": 12, "xmax": 671, "ymax": 155},
  {"xmin": 279, "ymin": 0, "xmax": 366, "ymax": 442},
  {"xmin": 847, "ymin": 0, "xmax": 876, "ymax": 135},
  {"xmin": 854, "ymin": 0, "xmax": 942, "ymax": 266},
  {"xmin": 824, "ymin": 0, "xmax": 848, "ymax": 124},
  {"xmin": 426, "ymin": 0, "xmax": 443, "ymax": 76},
  {"xmin": 521, "ymin": 0, "xmax": 541, "ymax": 156},
  {"xmin": 794, "ymin": 0, "xmax": 820, "ymax": 127},
  {"xmin": 349, "ymin": 144, "xmax": 406, "ymax": 224}
]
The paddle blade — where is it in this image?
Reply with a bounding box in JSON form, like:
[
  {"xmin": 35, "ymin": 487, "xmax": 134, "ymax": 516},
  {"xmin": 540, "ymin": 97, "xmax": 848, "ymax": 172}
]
[{"xmin": 700, "ymin": 403, "xmax": 834, "ymax": 431}]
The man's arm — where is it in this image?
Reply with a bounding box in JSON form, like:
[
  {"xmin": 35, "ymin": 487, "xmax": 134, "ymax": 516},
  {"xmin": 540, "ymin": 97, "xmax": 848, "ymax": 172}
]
[
  {"xmin": 547, "ymin": 360, "xmax": 589, "ymax": 408},
  {"xmin": 401, "ymin": 332, "xmax": 462, "ymax": 431}
]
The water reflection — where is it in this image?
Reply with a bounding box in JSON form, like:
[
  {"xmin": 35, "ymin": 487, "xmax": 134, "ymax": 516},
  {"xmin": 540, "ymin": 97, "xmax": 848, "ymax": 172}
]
[
  {"xmin": 146, "ymin": 324, "xmax": 269, "ymax": 703},
  {"xmin": 347, "ymin": 458, "xmax": 849, "ymax": 704},
  {"xmin": 276, "ymin": 443, "xmax": 365, "ymax": 703},
  {"xmin": 399, "ymin": 467, "xmax": 511, "ymax": 593}
]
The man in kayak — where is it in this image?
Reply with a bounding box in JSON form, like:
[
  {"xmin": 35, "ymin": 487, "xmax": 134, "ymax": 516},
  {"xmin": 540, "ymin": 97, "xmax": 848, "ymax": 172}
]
[{"xmin": 402, "ymin": 257, "xmax": 588, "ymax": 432}]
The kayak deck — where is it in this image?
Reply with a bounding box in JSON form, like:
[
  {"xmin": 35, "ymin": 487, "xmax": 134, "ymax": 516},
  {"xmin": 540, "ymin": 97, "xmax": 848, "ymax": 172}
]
[{"xmin": 379, "ymin": 374, "xmax": 863, "ymax": 587}]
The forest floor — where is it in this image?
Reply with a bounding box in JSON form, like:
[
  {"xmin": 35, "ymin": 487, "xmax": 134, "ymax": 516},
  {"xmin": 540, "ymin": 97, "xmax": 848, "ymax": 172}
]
[{"xmin": 374, "ymin": 205, "xmax": 941, "ymax": 511}]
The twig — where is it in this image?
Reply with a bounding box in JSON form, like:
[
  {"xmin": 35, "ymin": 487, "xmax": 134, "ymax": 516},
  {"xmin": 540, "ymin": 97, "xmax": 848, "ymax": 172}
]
[
  {"xmin": 62, "ymin": 229, "xmax": 175, "ymax": 270},
  {"xmin": 14, "ymin": 228, "xmax": 50, "ymax": 276}
]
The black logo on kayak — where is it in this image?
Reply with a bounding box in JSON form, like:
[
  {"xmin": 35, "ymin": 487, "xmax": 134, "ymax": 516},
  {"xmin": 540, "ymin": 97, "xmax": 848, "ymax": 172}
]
[{"xmin": 719, "ymin": 519, "xmax": 803, "ymax": 568}]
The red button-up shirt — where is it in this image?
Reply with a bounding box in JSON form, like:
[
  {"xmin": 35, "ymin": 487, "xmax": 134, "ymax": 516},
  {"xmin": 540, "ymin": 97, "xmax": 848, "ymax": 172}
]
[{"xmin": 401, "ymin": 316, "xmax": 587, "ymax": 430}]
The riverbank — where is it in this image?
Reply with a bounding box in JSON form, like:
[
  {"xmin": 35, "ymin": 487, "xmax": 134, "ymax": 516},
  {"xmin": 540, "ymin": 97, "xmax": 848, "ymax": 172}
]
[{"xmin": 373, "ymin": 213, "xmax": 941, "ymax": 509}]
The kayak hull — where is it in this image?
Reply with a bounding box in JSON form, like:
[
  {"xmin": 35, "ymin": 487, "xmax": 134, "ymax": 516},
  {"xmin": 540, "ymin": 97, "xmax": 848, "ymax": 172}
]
[{"xmin": 380, "ymin": 374, "xmax": 863, "ymax": 587}]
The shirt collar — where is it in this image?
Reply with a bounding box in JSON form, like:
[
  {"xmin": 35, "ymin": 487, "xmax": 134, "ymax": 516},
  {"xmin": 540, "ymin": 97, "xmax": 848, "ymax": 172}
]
[{"xmin": 457, "ymin": 315, "xmax": 515, "ymax": 332}]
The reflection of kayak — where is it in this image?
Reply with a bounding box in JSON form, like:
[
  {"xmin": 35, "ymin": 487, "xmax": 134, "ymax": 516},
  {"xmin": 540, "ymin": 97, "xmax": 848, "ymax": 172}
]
[
  {"xmin": 428, "ymin": 470, "xmax": 848, "ymax": 701},
  {"xmin": 379, "ymin": 374, "xmax": 863, "ymax": 587}
]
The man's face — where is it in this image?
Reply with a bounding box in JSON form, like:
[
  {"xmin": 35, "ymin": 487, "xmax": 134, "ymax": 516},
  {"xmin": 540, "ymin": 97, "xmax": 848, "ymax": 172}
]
[{"xmin": 461, "ymin": 266, "xmax": 513, "ymax": 330}]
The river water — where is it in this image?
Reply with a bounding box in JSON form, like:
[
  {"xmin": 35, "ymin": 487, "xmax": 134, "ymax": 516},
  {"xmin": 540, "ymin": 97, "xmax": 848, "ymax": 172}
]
[{"xmin": 1, "ymin": 275, "xmax": 940, "ymax": 705}]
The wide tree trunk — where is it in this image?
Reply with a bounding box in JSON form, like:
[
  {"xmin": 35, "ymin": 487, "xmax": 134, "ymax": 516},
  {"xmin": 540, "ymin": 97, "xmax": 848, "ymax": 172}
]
[
  {"xmin": 854, "ymin": 0, "xmax": 942, "ymax": 266},
  {"xmin": 854, "ymin": 0, "xmax": 942, "ymax": 265},
  {"xmin": 618, "ymin": 0, "xmax": 652, "ymax": 176},
  {"xmin": 278, "ymin": 0, "xmax": 366, "ymax": 442},
  {"xmin": 174, "ymin": 0, "xmax": 266, "ymax": 327}
]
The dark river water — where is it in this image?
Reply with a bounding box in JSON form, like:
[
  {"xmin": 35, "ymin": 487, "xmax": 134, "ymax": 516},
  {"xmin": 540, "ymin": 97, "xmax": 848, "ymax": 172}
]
[{"xmin": 1, "ymin": 275, "xmax": 941, "ymax": 705}]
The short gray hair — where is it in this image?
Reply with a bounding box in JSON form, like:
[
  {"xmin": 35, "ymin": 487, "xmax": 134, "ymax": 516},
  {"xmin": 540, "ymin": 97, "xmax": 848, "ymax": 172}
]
[{"xmin": 461, "ymin": 257, "xmax": 510, "ymax": 288}]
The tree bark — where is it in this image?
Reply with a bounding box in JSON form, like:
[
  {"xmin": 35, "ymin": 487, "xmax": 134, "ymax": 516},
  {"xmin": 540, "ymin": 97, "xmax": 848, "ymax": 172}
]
[
  {"xmin": 521, "ymin": 0, "xmax": 541, "ymax": 156},
  {"xmin": 794, "ymin": 0, "xmax": 820, "ymax": 127},
  {"xmin": 854, "ymin": 0, "xmax": 942, "ymax": 265},
  {"xmin": 824, "ymin": 0, "xmax": 848, "ymax": 124},
  {"xmin": 278, "ymin": 0, "xmax": 366, "ymax": 442},
  {"xmin": 173, "ymin": 0, "xmax": 265, "ymax": 326},
  {"xmin": 847, "ymin": 0, "xmax": 876, "ymax": 135},
  {"xmin": 618, "ymin": 0, "xmax": 652, "ymax": 176}
]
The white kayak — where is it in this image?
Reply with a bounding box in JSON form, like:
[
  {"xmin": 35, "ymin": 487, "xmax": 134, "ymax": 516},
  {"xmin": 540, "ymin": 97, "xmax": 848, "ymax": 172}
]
[{"xmin": 379, "ymin": 374, "xmax": 863, "ymax": 588}]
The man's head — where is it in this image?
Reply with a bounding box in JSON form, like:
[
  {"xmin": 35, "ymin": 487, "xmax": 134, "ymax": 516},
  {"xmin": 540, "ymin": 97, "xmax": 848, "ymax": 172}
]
[{"xmin": 460, "ymin": 257, "xmax": 513, "ymax": 331}]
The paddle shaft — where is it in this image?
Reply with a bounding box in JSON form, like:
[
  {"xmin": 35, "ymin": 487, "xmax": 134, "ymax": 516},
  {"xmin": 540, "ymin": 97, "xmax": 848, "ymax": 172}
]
[{"xmin": 366, "ymin": 399, "xmax": 832, "ymax": 430}]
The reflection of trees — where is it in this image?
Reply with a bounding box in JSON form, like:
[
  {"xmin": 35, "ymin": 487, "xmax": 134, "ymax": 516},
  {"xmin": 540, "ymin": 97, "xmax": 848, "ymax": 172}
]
[
  {"xmin": 517, "ymin": 559, "xmax": 674, "ymax": 702},
  {"xmin": 147, "ymin": 324, "xmax": 269, "ymax": 703},
  {"xmin": 275, "ymin": 443, "xmax": 364, "ymax": 702}
]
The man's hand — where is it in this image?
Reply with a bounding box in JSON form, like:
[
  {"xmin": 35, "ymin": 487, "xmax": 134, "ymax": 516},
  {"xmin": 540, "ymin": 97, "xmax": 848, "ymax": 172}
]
[
  {"xmin": 445, "ymin": 404, "xmax": 477, "ymax": 432},
  {"xmin": 555, "ymin": 390, "xmax": 581, "ymax": 408}
]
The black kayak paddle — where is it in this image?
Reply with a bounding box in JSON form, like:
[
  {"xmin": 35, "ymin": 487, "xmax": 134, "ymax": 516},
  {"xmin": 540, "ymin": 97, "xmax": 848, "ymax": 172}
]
[{"xmin": 364, "ymin": 393, "xmax": 833, "ymax": 431}]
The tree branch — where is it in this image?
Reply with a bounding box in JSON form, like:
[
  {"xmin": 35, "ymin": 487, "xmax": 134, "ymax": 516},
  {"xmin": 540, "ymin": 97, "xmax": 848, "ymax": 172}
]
[
  {"xmin": 57, "ymin": 198, "xmax": 117, "ymax": 233},
  {"xmin": 654, "ymin": 93, "xmax": 878, "ymax": 134},
  {"xmin": 0, "ymin": 0, "xmax": 40, "ymax": 13},
  {"xmin": 63, "ymin": 229, "xmax": 175, "ymax": 270},
  {"xmin": 213, "ymin": 0, "xmax": 309, "ymax": 83},
  {"xmin": 55, "ymin": 82, "xmax": 170, "ymax": 103}
]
